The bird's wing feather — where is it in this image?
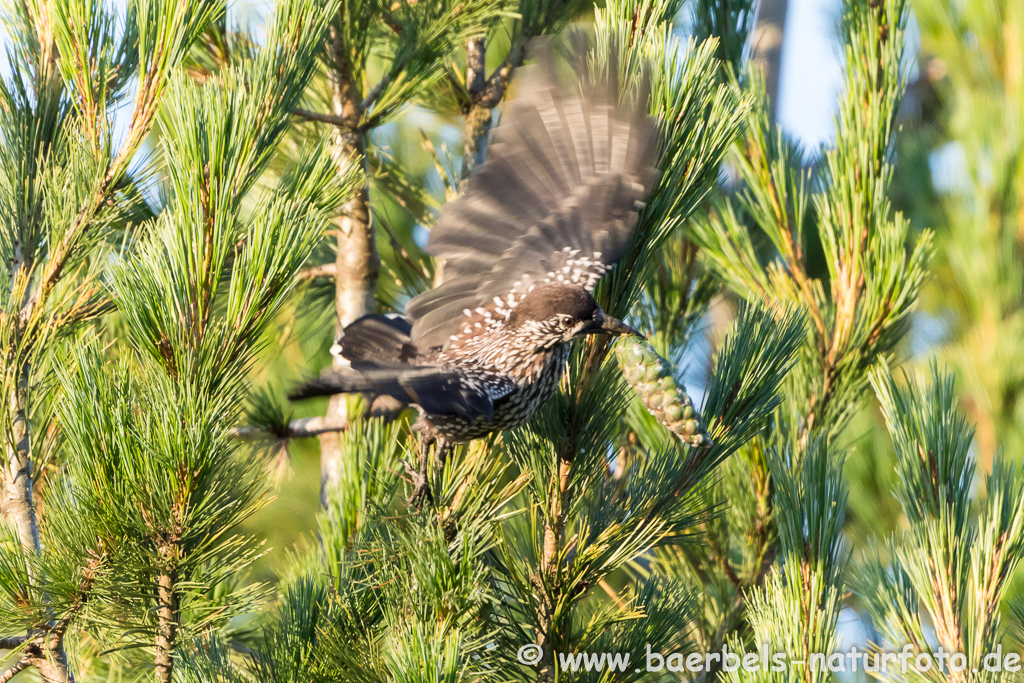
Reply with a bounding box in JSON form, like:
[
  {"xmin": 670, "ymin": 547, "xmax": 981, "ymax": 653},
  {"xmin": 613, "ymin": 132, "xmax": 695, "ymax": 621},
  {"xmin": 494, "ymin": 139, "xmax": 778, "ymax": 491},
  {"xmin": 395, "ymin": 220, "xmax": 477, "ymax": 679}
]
[
  {"xmin": 407, "ymin": 60, "xmax": 658, "ymax": 351},
  {"xmin": 338, "ymin": 314, "xmax": 420, "ymax": 364}
]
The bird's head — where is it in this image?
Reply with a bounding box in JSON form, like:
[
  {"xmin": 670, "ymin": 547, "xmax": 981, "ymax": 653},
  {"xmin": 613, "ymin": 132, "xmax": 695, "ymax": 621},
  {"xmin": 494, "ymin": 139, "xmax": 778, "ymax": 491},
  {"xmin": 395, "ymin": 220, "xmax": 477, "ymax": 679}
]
[{"xmin": 505, "ymin": 283, "xmax": 642, "ymax": 351}]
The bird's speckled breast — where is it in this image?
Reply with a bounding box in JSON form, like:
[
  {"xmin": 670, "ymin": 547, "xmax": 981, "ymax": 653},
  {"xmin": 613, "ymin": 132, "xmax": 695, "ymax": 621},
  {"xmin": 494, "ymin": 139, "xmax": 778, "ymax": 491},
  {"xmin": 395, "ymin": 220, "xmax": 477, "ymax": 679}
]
[{"xmin": 426, "ymin": 343, "xmax": 571, "ymax": 442}]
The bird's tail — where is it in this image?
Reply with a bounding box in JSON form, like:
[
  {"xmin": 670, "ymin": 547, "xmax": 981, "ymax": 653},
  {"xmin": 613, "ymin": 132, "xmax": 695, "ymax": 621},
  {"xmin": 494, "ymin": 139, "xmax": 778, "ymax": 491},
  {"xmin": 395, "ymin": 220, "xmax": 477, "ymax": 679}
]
[
  {"xmin": 291, "ymin": 314, "xmax": 479, "ymax": 411},
  {"xmin": 287, "ymin": 363, "xmax": 494, "ymax": 421},
  {"xmin": 287, "ymin": 370, "xmax": 381, "ymax": 401}
]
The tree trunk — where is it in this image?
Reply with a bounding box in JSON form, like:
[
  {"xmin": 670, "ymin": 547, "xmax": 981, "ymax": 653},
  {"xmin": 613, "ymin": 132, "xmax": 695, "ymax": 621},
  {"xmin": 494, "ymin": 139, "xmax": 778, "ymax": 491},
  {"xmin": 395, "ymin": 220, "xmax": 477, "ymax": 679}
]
[
  {"xmin": 460, "ymin": 37, "xmax": 527, "ymax": 180},
  {"xmin": 319, "ymin": 23, "xmax": 379, "ymax": 502},
  {"xmin": 536, "ymin": 450, "xmax": 571, "ymax": 682},
  {"xmin": 154, "ymin": 563, "xmax": 177, "ymax": 683},
  {"xmin": 462, "ymin": 106, "xmax": 494, "ymax": 180},
  {"xmin": 3, "ymin": 365, "xmax": 40, "ymax": 561},
  {"xmin": 750, "ymin": 0, "xmax": 789, "ymax": 124},
  {"xmin": 34, "ymin": 650, "xmax": 75, "ymax": 683},
  {"xmin": 461, "ymin": 38, "xmax": 493, "ymax": 179},
  {"xmin": 2, "ymin": 365, "xmax": 75, "ymax": 682},
  {"xmin": 537, "ymin": 407, "xmax": 581, "ymax": 683}
]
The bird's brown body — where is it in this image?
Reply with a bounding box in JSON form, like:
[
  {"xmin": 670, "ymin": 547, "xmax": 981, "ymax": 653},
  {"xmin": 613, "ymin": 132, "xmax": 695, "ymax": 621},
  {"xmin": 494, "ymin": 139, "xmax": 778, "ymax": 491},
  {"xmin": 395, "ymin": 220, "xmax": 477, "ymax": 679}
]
[
  {"xmin": 290, "ymin": 47, "xmax": 659, "ymax": 505},
  {"xmin": 419, "ymin": 282, "xmax": 606, "ymax": 441},
  {"xmin": 423, "ymin": 338, "xmax": 570, "ymax": 443}
]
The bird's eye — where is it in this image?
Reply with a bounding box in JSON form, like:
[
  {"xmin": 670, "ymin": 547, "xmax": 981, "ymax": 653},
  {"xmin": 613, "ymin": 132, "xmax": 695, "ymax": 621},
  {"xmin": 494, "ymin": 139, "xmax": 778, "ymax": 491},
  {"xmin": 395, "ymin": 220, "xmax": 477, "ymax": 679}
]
[{"xmin": 559, "ymin": 315, "xmax": 575, "ymax": 328}]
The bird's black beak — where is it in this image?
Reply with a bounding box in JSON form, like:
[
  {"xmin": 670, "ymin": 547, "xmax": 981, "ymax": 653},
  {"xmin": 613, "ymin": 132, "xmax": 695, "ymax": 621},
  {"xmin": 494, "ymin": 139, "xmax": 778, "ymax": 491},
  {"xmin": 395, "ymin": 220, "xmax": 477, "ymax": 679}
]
[{"xmin": 589, "ymin": 311, "xmax": 644, "ymax": 338}]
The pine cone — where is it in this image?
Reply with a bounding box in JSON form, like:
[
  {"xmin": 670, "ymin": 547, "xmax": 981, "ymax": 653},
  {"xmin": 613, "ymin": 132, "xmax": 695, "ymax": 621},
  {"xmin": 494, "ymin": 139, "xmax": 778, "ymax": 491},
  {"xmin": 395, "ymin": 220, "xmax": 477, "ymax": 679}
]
[{"xmin": 615, "ymin": 338, "xmax": 712, "ymax": 448}]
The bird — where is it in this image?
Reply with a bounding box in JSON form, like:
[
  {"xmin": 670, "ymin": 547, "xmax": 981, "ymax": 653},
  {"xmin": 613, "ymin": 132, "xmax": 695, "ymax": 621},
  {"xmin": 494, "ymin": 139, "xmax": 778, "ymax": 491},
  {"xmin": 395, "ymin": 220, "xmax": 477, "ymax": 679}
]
[{"xmin": 290, "ymin": 47, "xmax": 659, "ymax": 508}]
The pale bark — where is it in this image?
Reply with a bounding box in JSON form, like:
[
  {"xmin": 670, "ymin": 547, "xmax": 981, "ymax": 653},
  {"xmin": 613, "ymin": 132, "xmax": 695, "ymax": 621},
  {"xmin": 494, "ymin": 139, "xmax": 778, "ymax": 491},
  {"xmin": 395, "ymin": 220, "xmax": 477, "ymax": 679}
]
[
  {"xmin": 33, "ymin": 649, "xmax": 74, "ymax": 683},
  {"xmin": 154, "ymin": 563, "xmax": 177, "ymax": 683},
  {"xmin": 0, "ymin": 367, "xmax": 75, "ymax": 682},
  {"xmin": 0, "ymin": 627, "xmax": 79, "ymax": 683},
  {"xmin": 2, "ymin": 645, "xmax": 74, "ymax": 683},
  {"xmin": 232, "ymin": 415, "xmax": 350, "ymax": 440},
  {"xmin": 319, "ymin": 24, "xmax": 380, "ymax": 503},
  {"xmin": 750, "ymin": 0, "xmax": 789, "ymax": 124},
  {"xmin": 3, "ymin": 366, "xmax": 39, "ymax": 563}
]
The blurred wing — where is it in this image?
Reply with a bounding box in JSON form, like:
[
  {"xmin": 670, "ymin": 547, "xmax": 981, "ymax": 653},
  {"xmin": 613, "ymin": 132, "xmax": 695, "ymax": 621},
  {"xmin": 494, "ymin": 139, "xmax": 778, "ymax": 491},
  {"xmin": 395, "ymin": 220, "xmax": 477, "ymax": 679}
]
[
  {"xmin": 407, "ymin": 60, "xmax": 659, "ymax": 351},
  {"xmin": 337, "ymin": 314, "xmax": 421, "ymax": 364}
]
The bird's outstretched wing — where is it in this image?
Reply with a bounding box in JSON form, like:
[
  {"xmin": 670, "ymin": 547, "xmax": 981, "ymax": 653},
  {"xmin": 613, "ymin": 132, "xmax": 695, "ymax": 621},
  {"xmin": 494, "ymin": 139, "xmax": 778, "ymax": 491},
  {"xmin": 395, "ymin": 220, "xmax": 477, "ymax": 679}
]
[
  {"xmin": 407, "ymin": 53, "xmax": 659, "ymax": 351},
  {"xmin": 336, "ymin": 314, "xmax": 421, "ymax": 364}
]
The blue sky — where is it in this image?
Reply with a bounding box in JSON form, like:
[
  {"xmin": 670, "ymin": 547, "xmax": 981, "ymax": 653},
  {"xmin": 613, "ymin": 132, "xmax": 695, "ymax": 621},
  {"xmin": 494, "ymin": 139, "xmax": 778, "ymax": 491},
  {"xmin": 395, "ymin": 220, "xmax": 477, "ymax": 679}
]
[
  {"xmin": 226, "ymin": 0, "xmax": 850, "ymax": 150},
  {"xmin": 0, "ymin": 0, "xmax": 847, "ymax": 156},
  {"xmin": 778, "ymin": 0, "xmax": 844, "ymax": 149}
]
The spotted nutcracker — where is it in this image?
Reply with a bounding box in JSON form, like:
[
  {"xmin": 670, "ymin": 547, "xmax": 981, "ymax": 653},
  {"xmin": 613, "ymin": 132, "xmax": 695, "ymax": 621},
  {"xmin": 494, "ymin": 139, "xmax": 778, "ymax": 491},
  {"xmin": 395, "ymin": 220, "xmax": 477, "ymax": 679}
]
[{"xmin": 290, "ymin": 55, "xmax": 659, "ymax": 507}]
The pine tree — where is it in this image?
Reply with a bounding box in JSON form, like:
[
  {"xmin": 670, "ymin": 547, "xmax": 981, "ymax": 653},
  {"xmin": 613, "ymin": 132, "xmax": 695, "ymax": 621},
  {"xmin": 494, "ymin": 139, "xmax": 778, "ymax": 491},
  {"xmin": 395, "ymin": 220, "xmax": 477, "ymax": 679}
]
[
  {"xmin": 0, "ymin": 0, "xmax": 354, "ymax": 679},
  {"xmin": 226, "ymin": 0, "xmax": 805, "ymax": 679},
  {"xmin": 891, "ymin": 0, "xmax": 1024, "ymax": 461}
]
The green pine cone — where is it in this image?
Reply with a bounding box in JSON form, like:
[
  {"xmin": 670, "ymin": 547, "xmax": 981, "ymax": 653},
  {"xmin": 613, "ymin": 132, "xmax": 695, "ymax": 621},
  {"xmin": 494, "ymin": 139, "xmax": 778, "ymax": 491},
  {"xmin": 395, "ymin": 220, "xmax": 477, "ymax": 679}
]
[{"xmin": 614, "ymin": 338, "xmax": 713, "ymax": 448}]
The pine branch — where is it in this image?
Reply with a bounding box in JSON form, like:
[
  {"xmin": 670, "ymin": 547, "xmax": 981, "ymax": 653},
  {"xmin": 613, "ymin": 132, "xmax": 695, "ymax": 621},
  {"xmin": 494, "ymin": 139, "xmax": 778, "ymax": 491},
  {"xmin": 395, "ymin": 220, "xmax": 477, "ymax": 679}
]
[
  {"xmin": 672, "ymin": 1, "xmax": 928, "ymax": 662},
  {"xmin": 460, "ymin": 36, "xmax": 492, "ymax": 178},
  {"xmin": 0, "ymin": 636, "xmax": 26, "ymax": 649},
  {"xmin": 154, "ymin": 561, "xmax": 178, "ymax": 683},
  {"xmin": 299, "ymin": 263, "xmax": 337, "ymax": 280},
  {"xmin": 460, "ymin": 35, "xmax": 524, "ymax": 158},
  {"xmin": 459, "ymin": 34, "xmax": 526, "ymax": 175},
  {"xmin": 2, "ymin": 365, "xmax": 38, "ymax": 563},
  {"xmin": 30, "ymin": 2, "xmax": 344, "ymax": 678},
  {"xmin": 231, "ymin": 408, "xmax": 401, "ymax": 440},
  {"xmin": 0, "ymin": 28, "xmax": 228, "ymax": 683},
  {"xmin": 906, "ymin": 0, "xmax": 1024, "ymax": 459},
  {"xmin": 293, "ymin": 107, "xmax": 348, "ymax": 126},
  {"xmin": 857, "ymin": 362, "xmax": 1024, "ymax": 683},
  {"xmin": 0, "ymin": 552, "xmax": 101, "ymax": 683},
  {"xmin": 0, "ymin": 659, "xmax": 29, "ymax": 683},
  {"xmin": 460, "ymin": 0, "xmax": 584, "ymax": 178}
]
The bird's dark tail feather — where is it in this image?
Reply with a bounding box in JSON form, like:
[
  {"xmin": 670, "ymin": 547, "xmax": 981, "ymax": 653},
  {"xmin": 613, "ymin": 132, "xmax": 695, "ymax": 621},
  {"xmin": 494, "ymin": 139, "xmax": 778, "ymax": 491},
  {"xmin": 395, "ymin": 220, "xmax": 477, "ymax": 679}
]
[
  {"xmin": 288, "ymin": 363, "xmax": 494, "ymax": 421},
  {"xmin": 287, "ymin": 370, "xmax": 379, "ymax": 401}
]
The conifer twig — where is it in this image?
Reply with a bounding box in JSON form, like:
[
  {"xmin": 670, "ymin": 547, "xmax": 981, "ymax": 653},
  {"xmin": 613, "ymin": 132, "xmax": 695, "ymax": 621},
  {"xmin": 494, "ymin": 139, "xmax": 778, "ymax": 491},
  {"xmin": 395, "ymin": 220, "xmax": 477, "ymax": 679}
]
[
  {"xmin": 0, "ymin": 658, "xmax": 29, "ymax": 683},
  {"xmin": 293, "ymin": 107, "xmax": 348, "ymax": 126},
  {"xmin": 299, "ymin": 263, "xmax": 337, "ymax": 280},
  {"xmin": 0, "ymin": 636, "xmax": 25, "ymax": 649}
]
